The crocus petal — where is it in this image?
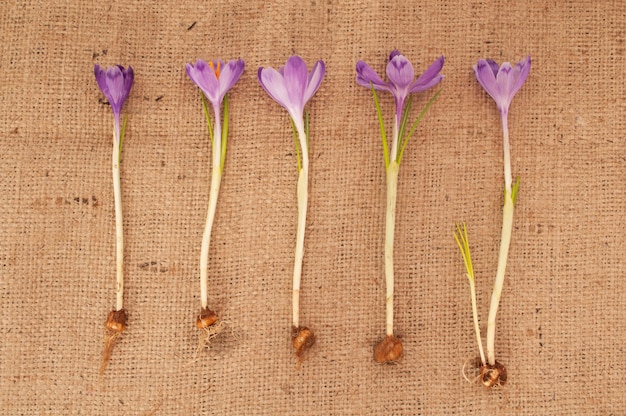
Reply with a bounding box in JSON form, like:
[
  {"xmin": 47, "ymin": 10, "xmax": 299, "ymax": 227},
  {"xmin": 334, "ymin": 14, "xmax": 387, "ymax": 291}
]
[
  {"xmin": 122, "ymin": 66, "xmax": 134, "ymax": 100},
  {"xmin": 474, "ymin": 59, "xmax": 501, "ymax": 104},
  {"xmin": 510, "ymin": 55, "xmax": 531, "ymax": 100},
  {"xmin": 258, "ymin": 66, "xmax": 292, "ymax": 111},
  {"xmin": 106, "ymin": 66, "xmax": 126, "ymax": 109},
  {"xmin": 186, "ymin": 60, "xmax": 220, "ymax": 104},
  {"xmin": 486, "ymin": 59, "xmax": 500, "ymax": 78},
  {"xmin": 201, "ymin": 62, "xmax": 220, "ymax": 100},
  {"xmin": 496, "ymin": 63, "xmax": 517, "ymax": 106},
  {"xmin": 94, "ymin": 65, "xmax": 110, "ymax": 99},
  {"xmin": 303, "ymin": 60, "xmax": 326, "ymax": 104},
  {"xmin": 94, "ymin": 64, "xmax": 134, "ymax": 117},
  {"xmin": 389, "ymin": 50, "xmax": 402, "ymax": 61},
  {"xmin": 408, "ymin": 55, "xmax": 445, "ymax": 93},
  {"xmin": 355, "ymin": 60, "xmax": 390, "ymax": 91},
  {"xmin": 217, "ymin": 58, "xmax": 245, "ymax": 100},
  {"xmin": 283, "ymin": 56, "xmax": 309, "ymax": 114},
  {"xmin": 386, "ymin": 54, "xmax": 415, "ymax": 89}
]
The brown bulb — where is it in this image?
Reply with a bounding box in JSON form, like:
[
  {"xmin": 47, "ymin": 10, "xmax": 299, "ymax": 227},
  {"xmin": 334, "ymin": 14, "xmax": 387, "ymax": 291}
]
[
  {"xmin": 480, "ymin": 361, "xmax": 507, "ymax": 388},
  {"xmin": 292, "ymin": 326, "xmax": 315, "ymax": 357},
  {"xmin": 105, "ymin": 309, "xmax": 127, "ymax": 333},
  {"xmin": 374, "ymin": 335, "xmax": 403, "ymax": 363},
  {"xmin": 196, "ymin": 307, "xmax": 218, "ymax": 329},
  {"xmin": 100, "ymin": 309, "xmax": 127, "ymax": 375}
]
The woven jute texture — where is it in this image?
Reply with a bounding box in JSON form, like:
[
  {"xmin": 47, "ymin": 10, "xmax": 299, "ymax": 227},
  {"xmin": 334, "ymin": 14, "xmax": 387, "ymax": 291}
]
[{"xmin": 1, "ymin": 0, "xmax": 624, "ymax": 414}]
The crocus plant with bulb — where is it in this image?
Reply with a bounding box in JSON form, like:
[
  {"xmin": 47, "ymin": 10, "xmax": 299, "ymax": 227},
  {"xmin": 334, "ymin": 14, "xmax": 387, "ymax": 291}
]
[
  {"xmin": 455, "ymin": 55, "xmax": 530, "ymax": 387},
  {"xmin": 356, "ymin": 51, "xmax": 444, "ymax": 363},
  {"xmin": 94, "ymin": 64, "xmax": 134, "ymax": 374},
  {"xmin": 186, "ymin": 58, "xmax": 245, "ymax": 336},
  {"xmin": 258, "ymin": 55, "xmax": 325, "ymax": 359}
]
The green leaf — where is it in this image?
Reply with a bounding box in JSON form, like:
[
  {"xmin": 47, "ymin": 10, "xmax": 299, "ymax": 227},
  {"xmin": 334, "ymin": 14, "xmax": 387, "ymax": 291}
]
[
  {"xmin": 118, "ymin": 115, "xmax": 128, "ymax": 164},
  {"xmin": 511, "ymin": 176, "xmax": 521, "ymax": 205},
  {"xmin": 220, "ymin": 94, "xmax": 229, "ymax": 172},
  {"xmin": 290, "ymin": 116, "xmax": 302, "ymax": 172},
  {"xmin": 370, "ymin": 83, "xmax": 389, "ymax": 171},
  {"xmin": 305, "ymin": 110, "xmax": 310, "ymax": 148},
  {"xmin": 397, "ymin": 89, "xmax": 442, "ymax": 164},
  {"xmin": 453, "ymin": 223, "xmax": 475, "ymax": 282},
  {"xmin": 200, "ymin": 92, "xmax": 214, "ymax": 146}
]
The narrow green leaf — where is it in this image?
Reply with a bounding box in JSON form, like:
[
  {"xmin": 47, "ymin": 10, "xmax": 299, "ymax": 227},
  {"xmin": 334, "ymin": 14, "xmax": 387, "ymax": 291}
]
[
  {"xmin": 397, "ymin": 89, "xmax": 442, "ymax": 164},
  {"xmin": 289, "ymin": 116, "xmax": 302, "ymax": 172},
  {"xmin": 511, "ymin": 176, "xmax": 521, "ymax": 205},
  {"xmin": 453, "ymin": 222, "xmax": 475, "ymax": 281},
  {"xmin": 305, "ymin": 110, "xmax": 310, "ymax": 148},
  {"xmin": 220, "ymin": 95, "xmax": 229, "ymax": 172},
  {"xmin": 462, "ymin": 223, "xmax": 474, "ymax": 280},
  {"xmin": 118, "ymin": 115, "xmax": 128, "ymax": 164},
  {"xmin": 370, "ymin": 83, "xmax": 389, "ymax": 170},
  {"xmin": 200, "ymin": 92, "xmax": 214, "ymax": 146}
]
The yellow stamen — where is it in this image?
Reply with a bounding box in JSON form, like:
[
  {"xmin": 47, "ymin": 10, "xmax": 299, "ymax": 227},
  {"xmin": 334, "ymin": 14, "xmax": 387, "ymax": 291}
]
[{"xmin": 209, "ymin": 61, "xmax": 221, "ymax": 79}]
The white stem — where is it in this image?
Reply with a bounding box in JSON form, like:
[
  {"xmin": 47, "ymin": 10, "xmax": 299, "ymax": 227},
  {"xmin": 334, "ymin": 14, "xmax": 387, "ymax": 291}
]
[
  {"xmin": 384, "ymin": 160, "xmax": 399, "ymax": 336},
  {"xmin": 486, "ymin": 193, "xmax": 514, "ymax": 365},
  {"xmin": 486, "ymin": 111, "xmax": 515, "ymax": 365},
  {"xmin": 469, "ymin": 275, "xmax": 486, "ymax": 365},
  {"xmin": 292, "ymin": 126, "xmax": 309, "ymax": 329},
  {"xmin": 199, "ymin": 107, "xmax": 222, "ymax": 309},
  {"xmin": 389, "ymin": 118, "xmax": 399, "ymax": 163},
  {"xmin": 501, "ymin": 112, "xmax": 512, "ymax": 194},
  {"xmin": 112, "ymin": 126, "xmax": 124, "ymax": 312}
]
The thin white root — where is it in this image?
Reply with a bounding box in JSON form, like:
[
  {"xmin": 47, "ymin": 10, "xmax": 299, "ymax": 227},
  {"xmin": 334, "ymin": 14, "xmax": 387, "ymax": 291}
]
[
  {"xmin": 194, "ymin": 319, "xmax": 226, "ymax": 357},
  {"xmin": 461, "ymin": 356, "xmax": 482, "ymax": 385}
]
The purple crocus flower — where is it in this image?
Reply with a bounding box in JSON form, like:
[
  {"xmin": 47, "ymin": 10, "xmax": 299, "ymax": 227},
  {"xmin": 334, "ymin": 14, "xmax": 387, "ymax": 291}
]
[
  {"xmin": 257, "ymin": 56, "xmax": 325, "ymax": 134},
  {"xmin": 94, "ymin": 64, "xmax": 135, "ymax": 365},
  {"xmin": 355, "ymin": 52, "xmax": 444, "ymax": 361},
  {"xmin": 186, "ymin": 58, "xmax": 245, "ymax": 112},
  {"xmin": 473, "ymin": 56, "xmax": 531, "ymax": 115},
  {"xmin": 356, "ymin": 51, "xmax": 444, "ymax": 129},
  {"xmin": 94, "ymin": 64, "xmax": 134, "ymax": 131},
  {"xmin": 257, "ymin": 56, "xmax": 325, "ymax": 353},
  {"xmin": 186, "ymin": 58, "xmax": 245, "ymax": 322},
  {"xmin": 473, "ymin": 55, "xmax": 531, "ymax": 193},
  {"xmin": 468, "ymin": 56, "xmax": 530, "ymax": 374}
]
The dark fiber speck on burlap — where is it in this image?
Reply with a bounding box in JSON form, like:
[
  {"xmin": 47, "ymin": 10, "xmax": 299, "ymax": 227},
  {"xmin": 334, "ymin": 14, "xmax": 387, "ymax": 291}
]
[{"xmin": 0, "ymin": 1, "xmax": 624, "ymax": 414}]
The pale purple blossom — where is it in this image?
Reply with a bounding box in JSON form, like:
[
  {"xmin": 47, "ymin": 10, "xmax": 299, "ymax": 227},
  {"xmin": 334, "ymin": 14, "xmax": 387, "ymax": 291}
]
[
  {"xmin": 473, "ymin": 55, "xmax": 531, "ymax": 192},
  {"xmin": 94, "ymin": 64, "xmax": 134, "ymax": 126},
  {"xmin": 257, "ymin": 56, "xmax": 325, "ymax": 132},
  {"xmin": 186, "ymin": 58, "xmax": 245, "ymax": 111},
  {"xmin": 473, "ymin": 56, "xmax": 531, "ymax": 115},
  {"xmin": 356, "ymin": 51, "xmax": 444, "ymax": 126}
]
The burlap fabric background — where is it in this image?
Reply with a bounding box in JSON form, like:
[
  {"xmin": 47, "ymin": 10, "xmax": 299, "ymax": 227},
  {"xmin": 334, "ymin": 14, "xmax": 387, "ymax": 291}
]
[{"xmin": 1, "ymin": 0, "xmax": 624, "ymax": 414}]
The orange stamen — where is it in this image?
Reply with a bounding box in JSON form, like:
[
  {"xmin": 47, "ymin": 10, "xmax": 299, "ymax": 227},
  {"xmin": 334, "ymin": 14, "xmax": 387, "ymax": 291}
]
[{"xmin": 208, "ymin": 61, "xmax": 221, "ymax": 79}]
